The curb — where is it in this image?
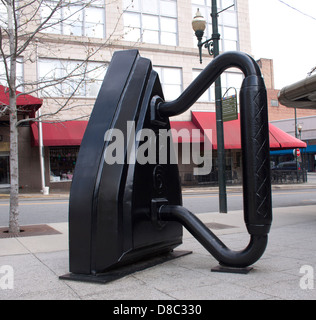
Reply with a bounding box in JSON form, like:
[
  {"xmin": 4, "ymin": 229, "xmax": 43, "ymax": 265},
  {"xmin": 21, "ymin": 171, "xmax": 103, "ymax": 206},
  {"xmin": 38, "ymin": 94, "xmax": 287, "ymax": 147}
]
[
  {"xmin": 1, "ymin": 184, "xmax": 316, "ymax": 199},
  {"xmin": 0, "ymin": 193, "xmax": 70, "ymax": 200},
  {"xmin": 182, "ymin": 183, "xmax": 316, "ymax": 194}
]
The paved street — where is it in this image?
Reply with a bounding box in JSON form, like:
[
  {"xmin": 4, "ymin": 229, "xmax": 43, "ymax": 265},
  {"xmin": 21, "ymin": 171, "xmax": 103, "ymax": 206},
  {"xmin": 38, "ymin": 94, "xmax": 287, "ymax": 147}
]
[
  {"xmin": 0, "ymin": 186, "xmax": 315, "ymax": 226},
  {"xmin": 183, "ymin": 188, "xmax": 316, "ymax": 214},
  {"xmin": 0, "ymin": 199, "xmax": 69, "ymax": 226}
]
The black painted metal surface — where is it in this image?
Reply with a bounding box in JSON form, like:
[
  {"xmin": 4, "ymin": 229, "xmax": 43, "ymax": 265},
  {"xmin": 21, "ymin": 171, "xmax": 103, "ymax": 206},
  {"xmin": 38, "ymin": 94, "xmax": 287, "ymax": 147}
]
[
  {"xmin": 68, "ymin": 50, "xmax": 183, "ymax": 275},
  {"xmin": 157, "ymin": 51, "xmax": 272, "ymax": 239},
  {"xmin": 66, "ymin": 50, "xmax": 272, "ymax": 280}
]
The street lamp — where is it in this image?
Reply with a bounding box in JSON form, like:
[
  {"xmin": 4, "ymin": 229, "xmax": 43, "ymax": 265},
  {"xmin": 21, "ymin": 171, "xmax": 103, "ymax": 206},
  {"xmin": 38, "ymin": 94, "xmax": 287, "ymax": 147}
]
[
  {"xmin": 192, "ymin": 9, "xmax": 207, "ymax": 64},
  {"xmin": 192, "ymin": 1, "xmax": 228, "ymax": 213},
  {"xmin": 192, "ymin": 8, "xmax": 218, "ymax": 64},
  {"xmin": 297, "ymin": 124, "xmax": 306, "ymax": 182},
  {"xmin": 297, "ymin": 124, "xmax": 303, "ymax": 140}
]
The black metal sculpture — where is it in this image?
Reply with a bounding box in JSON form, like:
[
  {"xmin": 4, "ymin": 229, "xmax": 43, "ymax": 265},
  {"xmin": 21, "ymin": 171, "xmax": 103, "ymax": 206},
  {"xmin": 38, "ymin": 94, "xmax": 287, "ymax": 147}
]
[{"xmin": 60, "ymin": 50, "xmax": 272, "ymax": 283}]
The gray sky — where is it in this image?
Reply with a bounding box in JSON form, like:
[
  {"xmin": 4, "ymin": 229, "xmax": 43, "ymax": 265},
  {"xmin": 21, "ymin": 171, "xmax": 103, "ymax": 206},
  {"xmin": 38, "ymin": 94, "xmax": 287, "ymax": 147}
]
[{"xmin": 248, "ymin": 0, "xmax": 316, "ymax": 89}]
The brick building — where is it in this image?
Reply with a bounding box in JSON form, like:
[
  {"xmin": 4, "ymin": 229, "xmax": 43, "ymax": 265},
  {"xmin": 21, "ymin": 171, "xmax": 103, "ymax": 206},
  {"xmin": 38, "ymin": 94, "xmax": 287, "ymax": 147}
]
[{"xmin": 0, "ymin": 0, "xmax": 307, "ymax": 192}]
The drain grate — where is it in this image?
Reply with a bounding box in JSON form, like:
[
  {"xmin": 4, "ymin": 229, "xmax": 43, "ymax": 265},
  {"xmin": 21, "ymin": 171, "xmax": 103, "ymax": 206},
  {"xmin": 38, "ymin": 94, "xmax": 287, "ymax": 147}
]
[
  {"xmin": 204, "ymin": 222, "xmax": 237, "ymax": 230},
  {"xmin": 0, "ymin": 224, "xmax": 61, "ymax": 239}
]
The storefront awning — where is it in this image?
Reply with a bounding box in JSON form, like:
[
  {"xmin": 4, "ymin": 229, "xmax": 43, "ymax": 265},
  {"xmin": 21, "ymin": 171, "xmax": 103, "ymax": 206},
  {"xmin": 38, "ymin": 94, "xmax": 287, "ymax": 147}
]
[
  {"xmin": 169, "ymin": 121, "xmax": 204, "ymax": 143},
  {"xmin": 31, "ymin": 114, "xmax": 307, "ymax": 150},
  {"xmin": 0, "ymin": 85, "xmax": 43, "ymax": 115},
  {"xmin": 271, "ymin": 144, "xmax": 316, "ymax": 155},
  {"xmin": 31, "ymin": 121, "xmax": 88, "ymax": 146},
  {"xmin": 190, "ymin": 111, "xmax": 241, "ymax": 149},
  {"xmin": 190, "ymin": 111, "xmax": 307, "ymax": 150},
  {"xmin": 268, "ymin": 124, "xmax": 307, "ymax": 149},
  {"xmin": 32, "ymin": 120, "xmax": 205, "ymax": 146}
]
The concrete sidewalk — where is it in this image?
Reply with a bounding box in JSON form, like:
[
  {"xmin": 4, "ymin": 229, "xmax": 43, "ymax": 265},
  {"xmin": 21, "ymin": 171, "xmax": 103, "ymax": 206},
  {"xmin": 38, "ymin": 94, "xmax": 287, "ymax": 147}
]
[{"xmin": 0, "ymin": 205, "xmax": 316, "ymax": 300}]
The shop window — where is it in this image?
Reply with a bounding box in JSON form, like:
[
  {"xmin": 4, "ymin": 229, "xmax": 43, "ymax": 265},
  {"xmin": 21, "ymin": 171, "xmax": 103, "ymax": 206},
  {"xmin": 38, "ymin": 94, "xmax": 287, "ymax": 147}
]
[{"xmin": 49, "ymin": 147, "xmax": 79, "ymax": 182}]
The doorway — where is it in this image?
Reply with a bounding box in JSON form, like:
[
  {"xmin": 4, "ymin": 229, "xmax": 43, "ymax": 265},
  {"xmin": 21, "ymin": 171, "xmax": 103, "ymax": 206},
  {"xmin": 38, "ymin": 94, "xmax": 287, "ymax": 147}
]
[{"xmin": 0, "ymin": 152, "xmax": 10, "ymax": 187}]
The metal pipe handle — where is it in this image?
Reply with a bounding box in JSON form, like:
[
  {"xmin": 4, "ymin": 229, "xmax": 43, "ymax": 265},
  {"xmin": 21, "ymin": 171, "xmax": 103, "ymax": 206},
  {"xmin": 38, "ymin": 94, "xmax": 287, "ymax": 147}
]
[
  {"xmin": 155, "ymin": 51, "xmax": 272, "ymax": 267},
  {"xmin": 157, "ymin": 51, "xmax": 272, "ymax": 236},
  {"xmin": 157, "ymin": 51, "xmax": 262, "ymax": 118},
  {"xmin": 159, "ymin": 205, "xmax": 268, "ymax": 268}
]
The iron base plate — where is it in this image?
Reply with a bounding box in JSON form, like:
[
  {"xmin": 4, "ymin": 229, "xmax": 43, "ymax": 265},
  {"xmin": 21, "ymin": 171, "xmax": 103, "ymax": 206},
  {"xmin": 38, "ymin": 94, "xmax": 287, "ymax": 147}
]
[
  {"xmin": 60, "ymin": 250, "xmax": 192, "ymax": 284},
  {"xmin": 211, "ymin": 265, "xmax": 253, "ymax": 274}
]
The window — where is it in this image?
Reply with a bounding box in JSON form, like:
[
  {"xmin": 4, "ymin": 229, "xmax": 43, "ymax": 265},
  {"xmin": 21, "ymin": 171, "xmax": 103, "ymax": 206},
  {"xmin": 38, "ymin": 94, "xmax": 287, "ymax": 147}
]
[
  {"xmin": 123, "ymin": 0, "xmax": 178, "ymax": 45},
  {"xmin": 0, "ymin": 153, "xmax": 10, "ymax": 186},
  {"xmin": 193, "ymin": 69, "xmax": 243, "ymax": 103},
  {"xmin": 193, "ymin": 69, "xmax": 215, "ymax": 102},
  {"xmin": 271, "ymin": 99, "xmax": 279, "ymax": 107},
  {"xmin": 221, "ymin": 71, "xmax": 243, "ymax": 108},
  {"xmin": 0, "ymin": 3, "xmax": 7, "ymax": 29},
  {"xmin": 153, "ymin": 66, "xmax": 182, "ymax": 101},
  {"xmin": 38, "ymin": 59, "xmax": 107, "ymax": 98},
  {"xmin": 41, "ymin": 0, "xmax": 105, "ymax": 38},
  {"xmin": 222, "ymin": 26, "xmax": 238, "ymax": 51},
  {"xmin": 221, "ymin": 71, "xmax": 243, "ymax": 96},
  {"xmin": 0, "ymin": 57, "xmax": 24, "ymax": 91},
  {"xmin": 192, "ymin": 0, "xmax": 239, "ymax": 52},
  {"xmin": 49, "ymin": 147, "xmax": 79, "ymax": 182}
]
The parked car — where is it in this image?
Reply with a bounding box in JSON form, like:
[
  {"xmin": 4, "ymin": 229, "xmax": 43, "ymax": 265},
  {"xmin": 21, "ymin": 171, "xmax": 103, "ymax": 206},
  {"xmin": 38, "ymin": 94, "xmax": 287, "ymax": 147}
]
[{"xmin": 272, "ymin": 161, "xmax": 301, "ymax": 171}]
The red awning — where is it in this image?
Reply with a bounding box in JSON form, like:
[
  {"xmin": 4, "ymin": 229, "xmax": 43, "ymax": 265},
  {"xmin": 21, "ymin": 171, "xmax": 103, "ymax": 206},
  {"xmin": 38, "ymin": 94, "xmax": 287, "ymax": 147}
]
[
  {"xmin": 191, "ymin": 111, "xmax": 241, "ymax": 149},
  {"xmin": 169, "ymin": 121, "xmax": 204, "ymax": 143},
  {"xmin": 33, "ymin": 121, "xmax": 205, "ymax": 146},
  {"xmin": 268, "ymin": 124, "xmax": 307, "ymax": 149},
  {"xmin": 0, "ymin": 85, "xmax": 43, "ymax": 114},
  {"xmin": 189, "ymin": 111, "xmax": 307, "ymax": 150},
  {"xmin": 30, "ymin": 114, "xmax": 307, "ymax": 150},
  {"xmin": 31, "ymin": 121, "xmax": 88, "ymax": 146}
]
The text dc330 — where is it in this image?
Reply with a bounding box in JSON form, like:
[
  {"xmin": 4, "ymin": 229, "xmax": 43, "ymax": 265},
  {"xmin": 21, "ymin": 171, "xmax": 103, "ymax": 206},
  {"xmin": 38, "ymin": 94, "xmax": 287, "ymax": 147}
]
[{"xmin": 113, "ymin": 304, "xmax": 202, "ymax": 317}]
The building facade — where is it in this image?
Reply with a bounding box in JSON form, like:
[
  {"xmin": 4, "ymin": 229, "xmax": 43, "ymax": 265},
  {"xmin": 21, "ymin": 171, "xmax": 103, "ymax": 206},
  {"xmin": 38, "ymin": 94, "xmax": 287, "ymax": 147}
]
[{"xmin": 0, "ymin": 0, "xmax": 255, "ymax": 192}]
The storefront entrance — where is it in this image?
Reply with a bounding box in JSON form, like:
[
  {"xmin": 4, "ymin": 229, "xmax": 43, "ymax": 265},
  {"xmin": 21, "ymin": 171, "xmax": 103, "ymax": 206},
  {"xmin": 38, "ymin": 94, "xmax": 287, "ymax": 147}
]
[{"xmin": 0, "ymin": 152, "xmax": 10, "ymax": 187}]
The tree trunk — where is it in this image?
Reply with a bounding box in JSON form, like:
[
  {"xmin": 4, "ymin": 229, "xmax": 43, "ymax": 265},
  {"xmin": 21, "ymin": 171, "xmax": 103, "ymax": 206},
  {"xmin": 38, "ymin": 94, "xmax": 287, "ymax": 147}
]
[
  {"xmin": 9, "ymin": 94, "xmax": 20, "ymax": 234},
  {"xmin": 6, "ymin": 0, "xmax": 20, "ymax": 234}
]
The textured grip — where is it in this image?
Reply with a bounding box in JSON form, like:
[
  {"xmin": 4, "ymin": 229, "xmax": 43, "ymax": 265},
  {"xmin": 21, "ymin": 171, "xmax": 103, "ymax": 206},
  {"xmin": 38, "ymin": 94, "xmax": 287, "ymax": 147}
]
[{"xmin": 240, "ymin": 75, "xmax": 272, "ymax": 235}]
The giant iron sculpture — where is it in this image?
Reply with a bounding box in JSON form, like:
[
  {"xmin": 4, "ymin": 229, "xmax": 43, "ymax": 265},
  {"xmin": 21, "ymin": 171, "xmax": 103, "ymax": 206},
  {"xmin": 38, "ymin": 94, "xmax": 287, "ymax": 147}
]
[{"xmin": 61, "ymin": 50, "xmax": 272, "ymax": 283}]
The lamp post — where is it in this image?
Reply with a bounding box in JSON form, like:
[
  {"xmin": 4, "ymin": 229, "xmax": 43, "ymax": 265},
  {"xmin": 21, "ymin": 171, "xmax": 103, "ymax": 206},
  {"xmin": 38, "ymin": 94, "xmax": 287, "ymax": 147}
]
[
  {"xmin": 297, "ymin": 124, "xmax": 306, "ymax": 182},
  {"xmin": 192, "ymin": 1, "xmax": 228, "ymax": 213},
  {"xmin": 297, "ymin": 124, "xmax": 302, "ymax": 140}
]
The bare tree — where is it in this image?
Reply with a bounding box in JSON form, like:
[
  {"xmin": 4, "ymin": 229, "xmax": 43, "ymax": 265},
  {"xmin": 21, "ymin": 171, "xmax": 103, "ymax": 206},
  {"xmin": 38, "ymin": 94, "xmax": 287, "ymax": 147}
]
[{"xmin": 0, "ymin": 0, "xmax": 125, "ymax": 234}]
